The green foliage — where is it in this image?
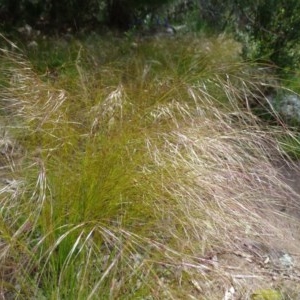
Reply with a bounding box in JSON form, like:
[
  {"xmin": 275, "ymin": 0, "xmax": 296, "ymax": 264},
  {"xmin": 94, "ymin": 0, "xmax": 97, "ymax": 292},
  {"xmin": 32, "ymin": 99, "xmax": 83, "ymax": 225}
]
[
  {"xmin": 245, "ymin": 0, "xmax": 300, "ymax": 71},
  {"xmin": 0, "ymin": 0, "xmax": 178, "ymax": 32},
  {"xmin": 185, "ymin": 1, "xmax": 300, "ymax": 71},
  {"xmin": 251, "ymin": 289, "xmax": 283, "ymax": 300},
  {"xmin": 0, "ymin": 0, "xmax": 104, "ymax": 30},
  {"xmin": 2, "ymin": 0, "xmax": 300, "ymax": 74}
]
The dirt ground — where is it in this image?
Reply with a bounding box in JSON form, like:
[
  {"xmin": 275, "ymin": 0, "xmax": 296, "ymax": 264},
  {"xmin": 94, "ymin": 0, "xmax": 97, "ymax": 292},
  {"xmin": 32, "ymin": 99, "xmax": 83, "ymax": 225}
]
[
  {"xmin": 215, "ymin": 160, "xmax": 300, "ymax": 299},
  {"xmin": 279, "ymin": 160, "xmax": 300, "ymax": 194}
]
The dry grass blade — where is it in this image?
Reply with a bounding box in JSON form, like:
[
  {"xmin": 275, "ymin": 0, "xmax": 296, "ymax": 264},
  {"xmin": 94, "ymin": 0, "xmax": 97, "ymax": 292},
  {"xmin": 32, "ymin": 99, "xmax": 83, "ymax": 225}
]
[{"xmin": 0, "ymin": 34, "xmax": 299, "ymax": 299}]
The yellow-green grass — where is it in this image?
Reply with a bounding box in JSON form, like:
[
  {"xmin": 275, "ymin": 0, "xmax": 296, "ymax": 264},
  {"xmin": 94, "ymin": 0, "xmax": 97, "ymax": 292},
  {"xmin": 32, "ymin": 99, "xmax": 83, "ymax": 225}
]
[{"xmin": 0, "ymin": 33, "xmax": 299, "ymax": 299}]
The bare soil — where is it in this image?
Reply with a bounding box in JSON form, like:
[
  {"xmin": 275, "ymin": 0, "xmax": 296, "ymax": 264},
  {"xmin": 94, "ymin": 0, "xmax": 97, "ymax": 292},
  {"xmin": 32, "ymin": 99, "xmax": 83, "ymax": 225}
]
[{"xmin": 214, "ymin": 160, "xmax": 300, "ymax": 298}]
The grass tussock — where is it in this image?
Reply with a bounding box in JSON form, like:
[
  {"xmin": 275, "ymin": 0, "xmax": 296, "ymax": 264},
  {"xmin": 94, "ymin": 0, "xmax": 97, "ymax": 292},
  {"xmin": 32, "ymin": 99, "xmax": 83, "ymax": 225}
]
[{"xmin": 0, "ymin": 33, "xmax": 299, "ymax": 299}]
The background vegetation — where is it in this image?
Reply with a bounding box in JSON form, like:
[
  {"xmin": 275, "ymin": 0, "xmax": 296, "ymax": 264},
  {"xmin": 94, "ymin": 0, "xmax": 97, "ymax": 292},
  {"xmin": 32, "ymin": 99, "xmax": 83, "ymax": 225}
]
[{"xmin": 1, "ymin": 0, "xmax": 300, "ymax": 70}]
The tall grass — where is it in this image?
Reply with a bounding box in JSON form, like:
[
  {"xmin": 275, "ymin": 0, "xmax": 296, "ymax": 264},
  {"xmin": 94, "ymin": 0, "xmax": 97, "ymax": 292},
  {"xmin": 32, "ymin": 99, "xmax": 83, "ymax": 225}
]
[{"xmin": 0, "ymin": 33, "xmax": 299, "ymax": 299}]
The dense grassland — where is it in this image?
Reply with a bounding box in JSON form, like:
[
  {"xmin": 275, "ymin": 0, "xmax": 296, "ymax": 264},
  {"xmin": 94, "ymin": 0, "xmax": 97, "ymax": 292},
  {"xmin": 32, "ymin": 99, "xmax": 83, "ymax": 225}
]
[{"xmin": 0, "ymin": 33, "xmax": 300, "ymax": 299}]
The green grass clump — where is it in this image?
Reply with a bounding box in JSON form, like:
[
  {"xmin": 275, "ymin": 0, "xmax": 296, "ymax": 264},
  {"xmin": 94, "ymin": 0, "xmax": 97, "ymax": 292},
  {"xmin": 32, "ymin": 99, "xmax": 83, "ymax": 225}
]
[
  {"xmin": 251, "ymin": 289, "xmax": 282, "ymax": 300},
  {"xmin": 0, "ymin": 33, "xmax": 299, "ymax": 299}
]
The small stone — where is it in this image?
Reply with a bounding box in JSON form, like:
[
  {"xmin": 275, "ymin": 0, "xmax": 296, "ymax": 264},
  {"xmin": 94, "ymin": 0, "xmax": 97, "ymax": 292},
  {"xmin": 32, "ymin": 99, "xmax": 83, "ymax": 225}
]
[
  {"xmin": 279, "ymin": 253, "xmax": 293, "ymax": 268},
  {"xmin": 28, "ymin": 41, "xmax": 38, "ymax": 49}
]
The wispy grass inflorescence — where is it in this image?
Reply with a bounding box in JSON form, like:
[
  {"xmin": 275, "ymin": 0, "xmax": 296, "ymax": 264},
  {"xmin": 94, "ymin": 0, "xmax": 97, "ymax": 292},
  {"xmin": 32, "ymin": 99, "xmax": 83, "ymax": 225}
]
[{"xmin": 0, "ymin": 33, "xmax": 299, "ymax": 298}]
